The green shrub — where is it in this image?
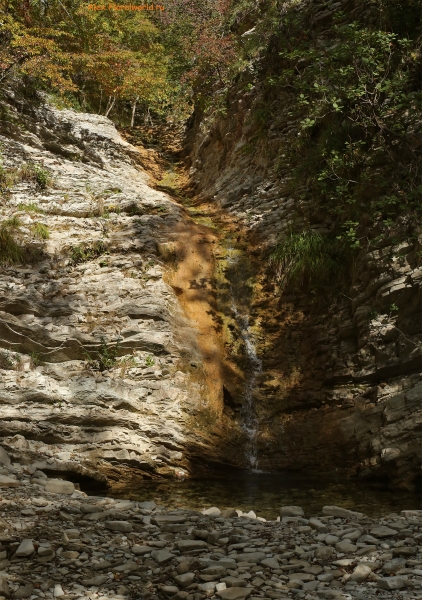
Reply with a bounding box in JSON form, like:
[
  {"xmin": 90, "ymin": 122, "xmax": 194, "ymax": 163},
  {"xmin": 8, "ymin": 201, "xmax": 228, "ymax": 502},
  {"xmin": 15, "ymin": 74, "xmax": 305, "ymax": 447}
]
[
  {"xmin": 0, "ymin": 163, "xmax": 16, "ymax": 196},
  {"xmin": 0, "ymin": 351, "xmax": 17, "ymax": 370},
  {"xmin": 270, "ymin": 228, "xmax": 347, "ymax": 292},
  {"xmin": 85, "ymin": 336, "xmax": 120, "ymax": 372},
  {"xmin": 3, "ymin": 216, "xmax": 21, "ymax": 229},
  {"xmin": 18, "ymin": 163, "xmax": 52, "ymax": 190},
  {"xmin": 145, "ymin": 355, "xmax": 155, "ymax": 367},
  {"xmin": 69, "ymin": 240, "xmax": 107, "ymax": 265}
]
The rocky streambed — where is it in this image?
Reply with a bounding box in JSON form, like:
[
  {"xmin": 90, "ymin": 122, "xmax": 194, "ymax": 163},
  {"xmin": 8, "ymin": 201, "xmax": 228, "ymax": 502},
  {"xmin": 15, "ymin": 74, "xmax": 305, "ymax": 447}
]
[{"xmin": 0, "ymin": 445, "xmax": 422, "ymax": 600}]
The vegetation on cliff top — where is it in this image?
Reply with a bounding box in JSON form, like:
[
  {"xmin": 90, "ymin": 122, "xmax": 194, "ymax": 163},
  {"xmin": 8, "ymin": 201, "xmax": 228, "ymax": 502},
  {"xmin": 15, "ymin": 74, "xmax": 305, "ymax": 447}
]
[
  {"xmin": 0, "ymin": 0, "xmax": 235, "ymax": 122},
  {"xmin": 236, "ymin": 0, "xmax": 422, "ymax": 292},
  {"xmin": 1, "ymin": 0, "xmax": 421, "ymax": 291}
]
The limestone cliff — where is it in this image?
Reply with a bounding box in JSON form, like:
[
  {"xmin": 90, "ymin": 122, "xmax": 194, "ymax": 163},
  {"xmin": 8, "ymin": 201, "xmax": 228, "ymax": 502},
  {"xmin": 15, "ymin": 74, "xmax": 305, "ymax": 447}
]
[{"xmin": 0, "ymin": 90, "xmax": 240, "ymax": 490}]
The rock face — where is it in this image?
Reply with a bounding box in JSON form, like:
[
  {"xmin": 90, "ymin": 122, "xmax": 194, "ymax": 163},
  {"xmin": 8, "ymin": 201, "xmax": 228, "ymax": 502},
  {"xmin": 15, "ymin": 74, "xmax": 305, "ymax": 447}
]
[
  {"xmin": 184, "ymin": 10, "xmax": 422, "ymax": 489},
  {"xmin": 0, "ymin": 90, "xmax": 237, "ymax": 488},
  {"xmin": 0, "ymin": 76, "xmax": 421, "ymax": 491}
]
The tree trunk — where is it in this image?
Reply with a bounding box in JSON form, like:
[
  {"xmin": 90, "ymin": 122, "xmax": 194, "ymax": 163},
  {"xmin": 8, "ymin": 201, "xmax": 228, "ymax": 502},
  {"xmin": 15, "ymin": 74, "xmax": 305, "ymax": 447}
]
[
  {"xmin": 105, "ymin": 95, "xmax": 116, "ymax": 118},
  {"xmin": 130, "ymin": 96, "xmax": 139, "ymax": 127}
]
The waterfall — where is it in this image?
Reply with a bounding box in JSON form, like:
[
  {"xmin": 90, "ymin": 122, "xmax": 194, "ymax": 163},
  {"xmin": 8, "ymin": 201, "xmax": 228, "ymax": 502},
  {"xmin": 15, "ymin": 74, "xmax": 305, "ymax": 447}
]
[{"xmin": 227, "ymin": 245, "xmax": 262, "ymax": 470}]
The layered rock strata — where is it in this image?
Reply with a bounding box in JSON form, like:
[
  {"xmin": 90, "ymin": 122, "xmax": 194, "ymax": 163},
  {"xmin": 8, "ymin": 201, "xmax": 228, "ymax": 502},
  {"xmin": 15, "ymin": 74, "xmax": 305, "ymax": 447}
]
[
  {"xmin": 0, "ymin": 91, "xmax": 235, "ymax": 488},
  {"xmin": 185, "ymin": 2, "xmax": 422, "ymax": 489}
]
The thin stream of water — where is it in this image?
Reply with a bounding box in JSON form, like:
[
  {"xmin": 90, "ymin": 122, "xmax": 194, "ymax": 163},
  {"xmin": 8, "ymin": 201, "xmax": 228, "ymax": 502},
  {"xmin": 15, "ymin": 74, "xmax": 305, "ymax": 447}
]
[{"xmin": 227, "ymin": 244, "xmax": 262, "ymax": 470}]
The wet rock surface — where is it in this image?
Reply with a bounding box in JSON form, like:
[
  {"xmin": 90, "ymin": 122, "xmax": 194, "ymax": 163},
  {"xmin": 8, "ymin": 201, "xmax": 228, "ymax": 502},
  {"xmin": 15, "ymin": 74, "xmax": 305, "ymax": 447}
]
[{"xmin": 0, "ymin": 465, "xmax": 421, "ymax": 600}]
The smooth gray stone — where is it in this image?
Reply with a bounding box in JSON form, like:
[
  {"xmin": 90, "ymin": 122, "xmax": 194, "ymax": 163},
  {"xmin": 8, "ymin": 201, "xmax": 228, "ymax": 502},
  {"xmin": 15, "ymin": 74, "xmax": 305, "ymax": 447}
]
[
  {"xmin": 369, "ymin": 526, "xmax": 398, "ymax": 538},
  {"xmin": 234, "ymin": 552, "xmax": 266, "ymax": 564},
  {"xmin": 174, "ymin": 572, "xmax": 195, "ymax": 588},
  {"xmin": 280, "ymin": 506, "xmax": 304, "ymax": 518},
  {"xmin": 177, "ymin": 540, "xmax": 208, "ymax": 551},
  {"xmin": 322, "ymin": 506, "xmax": 364, "ymax": 520},
  {"xmin": 12, "ymin": 584, "xmax": 34, "ymax": 599},
  {"xmin": 15, "ymin": 539, "xmax": 34, "ymax": 558},
  {"xmin": 81, "ymin": 575, "xmax": 109, "ymax": 586},
  {"xmin": 104, "ymin": 520, "xmax": 133, "ymax": 532},
  {"xmin": 151, "ymin": 549, "xmax": 175, "ymax": 564},
  {"xmin": 377, "ymin": 576, "xmax": 408, "ymax": 590},
  {"xmin": 216, "ymin": 587, "xmax": 253, "ymax": 600}
]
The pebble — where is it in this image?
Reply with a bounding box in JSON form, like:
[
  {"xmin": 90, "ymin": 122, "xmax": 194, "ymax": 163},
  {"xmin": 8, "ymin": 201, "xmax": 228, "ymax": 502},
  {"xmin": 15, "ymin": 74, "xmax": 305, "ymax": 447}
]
[
  {"xmin": 281, "ymin": 506, "xmax": 305, "ymax": 518},
  {"xmin": 349, "ymin": 564, "xmax": 372, "ymax": 582},
  {"xmin": 377, "ymin": 575, "xmax": 408, "ymax": 590},
  {"xmin": 216, "ymin": 588, "xmax": 253, "ymax": 600},
  {"xmin": 15, "ymin": 539, "xmax": 34, "ymax": 557},
  {"xmin": 0, "ymin": 470, "xmax": 420, "ymax": 600}
]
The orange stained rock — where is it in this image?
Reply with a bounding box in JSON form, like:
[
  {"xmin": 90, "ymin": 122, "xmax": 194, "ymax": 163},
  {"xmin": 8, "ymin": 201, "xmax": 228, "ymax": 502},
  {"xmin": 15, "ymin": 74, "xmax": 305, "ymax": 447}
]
[{"xmin": 169, "ymin": 215, "xmax": 224, "ymax": 413}]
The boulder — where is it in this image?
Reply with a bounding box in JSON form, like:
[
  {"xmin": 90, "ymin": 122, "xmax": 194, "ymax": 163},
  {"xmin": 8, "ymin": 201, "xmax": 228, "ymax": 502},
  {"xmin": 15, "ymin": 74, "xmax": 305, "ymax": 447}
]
[
  {"xmin": 132, "ymin": 545, "xmax": 154, "ymax": 555},
  {"xmin": 221, "ymin": 508, "xmax": 237, "ymax": 518},
  {"xmin": 81, "ymin": 575, "xmax": 109, "ymax": 586},
  {"xmin": 309, "ymin": 518, "xmax": 328, "ymax": 533},
  {"xmin": 349, "ymin": 564, "xmax": 372, "ymax": 583},
  {"xmin": 315, "ymin": 546, "xmax": 334, "ymax": 560},
  {"xmin": 370, "ymin": 526, "xmax": 398, "ymax": 538},
  {"xmin": 392, "ymin": 546, "xmax": 417, "ymax": 557},
  {"xmin": 202, "ymin": 507, "xmax": 221, "ymax": 517},
  {"xmin": 162, "ymin": 586, "xmax": 179, "ymax": 596},
  {"xmin": 382, "ymin": 558, "xmax": 407, "ymax": 574},
  {"xmin": 0, "ymin": 576, "xmax": 9, "ymax": 597},
  {"xmin": 176, "ymin": 540, "xmax": 208, "ymax": 552},
  {"xmin": 13, "ymin": 584, "xmax": 34, "ymax": 599},
  {"xmin": 335, "ymin": 540, "xmax": 357, "ymax": 554},
  {"xmin": 174, "ymin": 573, "xmax": 195, "ymax": 588},
  {"xmin": 151, "ymin": 550, "xmax": 174, "ymax": 565},
  {"xmin": 0, "ymin": 475, "xmax": 21, "ymax": 488},
  {"xmin": 234, "ymin": 552, "xmax": 266, "ymax": 564}
]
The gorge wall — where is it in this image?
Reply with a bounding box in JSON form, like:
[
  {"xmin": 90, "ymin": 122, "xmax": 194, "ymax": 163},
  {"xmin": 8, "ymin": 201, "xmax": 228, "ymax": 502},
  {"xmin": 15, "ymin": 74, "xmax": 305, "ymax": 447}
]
[
  {"xmin": 0, "ymin": 40, "xmax": 420, "ymax": 495},
  {"xmin": 184, "ymin": 0, "xmax": 422, "ymax": 491},
  {"xmin": 0, "ymin": 90, "xmax": 245, "ymax": 490}
]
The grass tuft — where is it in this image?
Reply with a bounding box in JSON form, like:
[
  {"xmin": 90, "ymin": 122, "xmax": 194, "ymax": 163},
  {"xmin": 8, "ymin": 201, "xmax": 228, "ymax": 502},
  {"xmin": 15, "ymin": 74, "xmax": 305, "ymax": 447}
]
[
  {"xmin": 0, "ymin": 219, "xmax": 24, "ymax": 264},
  {"xmin": 69, "ymin": 240, "xmax": 107, "ymax": 265},
  {"xmin": 18, "ymin": 163, "xmax": 52, "ymax": 190},
  {"xmin": 270, "ymin": 228, "xmax": 347, "ymax": 292},
  {"xmin": 18, "ymin": 202, "xmax": 44, "ymax": 213},
  {"xmin": 31, "ymin": 222, "xmax": 50, "ymax": 239}
]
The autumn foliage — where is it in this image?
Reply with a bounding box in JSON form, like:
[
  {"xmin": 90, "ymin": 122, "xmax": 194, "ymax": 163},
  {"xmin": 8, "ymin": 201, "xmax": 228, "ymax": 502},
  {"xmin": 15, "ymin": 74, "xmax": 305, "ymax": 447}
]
[{"xmin": 0, "ymin": 0, "xmax": 239, "ymax": 121}]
